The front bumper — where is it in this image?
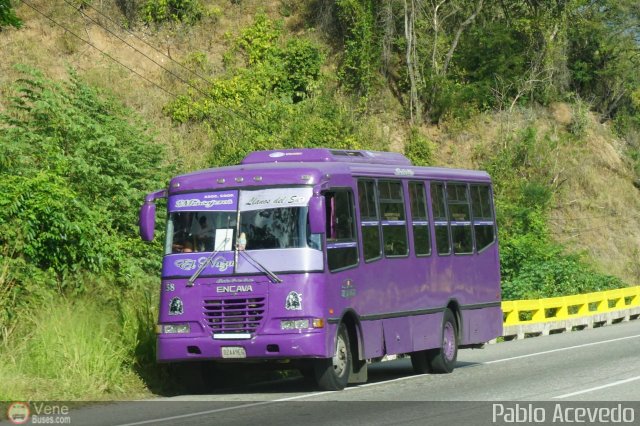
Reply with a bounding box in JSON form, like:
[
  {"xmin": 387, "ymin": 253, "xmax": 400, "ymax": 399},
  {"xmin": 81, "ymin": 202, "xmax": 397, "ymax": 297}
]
[{"xmin": 157, "ymin": 330, "xmax": 329, "ymax": 362}]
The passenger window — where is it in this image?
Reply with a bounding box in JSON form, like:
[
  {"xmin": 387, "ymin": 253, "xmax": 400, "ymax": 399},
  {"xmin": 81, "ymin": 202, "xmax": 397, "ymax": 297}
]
[
  {"xmin": 378, "ymin": 181, "xmax": 408, "ymax": 257},
  {"xmin": 325, "ymin": 190, "xmax": 358, "ymax": 271},
  {"xmin": 409, "ymin": 181, "xmax": 431, "ymax": 256},
  {"xmin": 447, "ymin": 183, "xmax": 473, "ymax": 254},
  {"xmin": 358, "ymin": 179, "xmax": 381, "ymax": 262},
  {"xmin": 431, "ymin": 182, "xmax": 450, "ymax": 255},
  {"xmin": 471, "ymin": 184, "xmax": 496, "ymax": 251}
]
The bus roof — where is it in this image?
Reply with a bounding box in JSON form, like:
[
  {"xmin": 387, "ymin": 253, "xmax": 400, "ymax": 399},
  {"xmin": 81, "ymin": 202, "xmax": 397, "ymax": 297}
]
[
  {"xmin": 169, "ymin": 149, "xmax": 491, "ymax": 193},
  {"xmin": 241, "ymin": 148, "xmax": 412, "ymax": 166}
]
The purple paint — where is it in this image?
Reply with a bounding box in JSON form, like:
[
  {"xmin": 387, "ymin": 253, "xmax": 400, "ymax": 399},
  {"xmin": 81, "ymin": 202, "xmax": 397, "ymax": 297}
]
[{"xmin": 141, "ymin": 149, "xmax": 502, "ymax": 385}]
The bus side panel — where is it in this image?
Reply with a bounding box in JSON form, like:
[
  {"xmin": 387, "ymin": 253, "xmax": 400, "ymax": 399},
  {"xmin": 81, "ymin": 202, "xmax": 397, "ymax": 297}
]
[
  {"xmin": 382, "ymin": 317, "xmax": 413, "ymax": 355},
  {"xmin": 460, "ymin": 307, "xmax": 503, "ymax": 345},
  {"xmin": 360, "ymin": 320, "xmax": 384, "ymax": 359},
  {"xmin": 411, "ymin": 312, "xmax": 444, "ymax": 352}
]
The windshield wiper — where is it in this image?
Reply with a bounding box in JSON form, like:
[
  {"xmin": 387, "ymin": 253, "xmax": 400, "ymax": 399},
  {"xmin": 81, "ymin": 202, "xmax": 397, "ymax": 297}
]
[
  {"xmin": 238, "ymin": 250, "xmax": 282, "ymax": 283},
  {"xmin": 187, "ymin": 235, "xmax": 231, "ymax": 287}
]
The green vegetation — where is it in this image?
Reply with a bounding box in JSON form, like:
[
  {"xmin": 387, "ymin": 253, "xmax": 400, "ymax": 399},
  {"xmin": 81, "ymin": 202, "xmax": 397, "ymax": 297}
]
[
  {"xmin": 335, "ymin": 0, "xmax": 379, "ymax": 100},
  {"xmin": 142, "ymin": 0, "xmax": 204, "ymax": 25},
  {"xmin": 0, "ymin": 295, "xmax": 156, "ymax": 400},
  {"xmin": 404, "ymin": 127, "xmax": 434, "ymax": 167},
  {"xmin": 0, "ymin": 67, "xmax": 169, "ymax": 399},
  {"xmin": 0, "ymin": 0, "xmax": 21, "ymax": 29}
]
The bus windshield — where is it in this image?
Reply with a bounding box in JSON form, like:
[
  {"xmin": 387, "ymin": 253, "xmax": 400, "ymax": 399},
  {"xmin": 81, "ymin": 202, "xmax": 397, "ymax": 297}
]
[
  {"xmin": 239, "ymin": 206, "xmax": 319, "ymax": 250},
  {"xmin": 165, "ymin": 187, "xmax": 321, "ymax": 255},
  {"xmin": 166, "ymin": 211, "xmax": 237, "ymax": 254}
]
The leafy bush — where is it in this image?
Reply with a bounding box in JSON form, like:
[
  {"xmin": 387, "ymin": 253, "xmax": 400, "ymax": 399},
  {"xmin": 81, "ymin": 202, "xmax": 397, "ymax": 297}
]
[
  {"xmin": 0, "ymin": 67, "xmax": 171, "ymax": 398},
  {"xmin": 142, "ymin": 0, "xmax": 203, "ymax": 25},
  {"xmin": 0, "ymin": 67, "xmax": 169, "ymax": 316},
  {"xmin": 404, "ymin": 127, "xmax": 434, "ymax": 166},
  {"xmin": 0, "ymin": 0, "xmax": 21, "ymax": 29}
]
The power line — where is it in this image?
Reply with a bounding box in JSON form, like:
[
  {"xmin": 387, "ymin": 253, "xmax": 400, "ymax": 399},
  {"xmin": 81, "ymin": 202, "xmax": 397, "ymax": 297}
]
[
  {"xmin": 18, "ymin": 0, "xmax": 178, "ymax": 99},
  {"xmin": 549, "ymin": 213, "xmax": 640, "ymax": 222},
  {"xmin": 72, "ymin": 0, "xmax": 214, "ymax": 89},
  {"xmin": 61, "ymin": 0, "xmax": 270, "ymax": 134},
  {"xmin": 62, "ymin": 0, "xmax": 197, "ymax": 91}
]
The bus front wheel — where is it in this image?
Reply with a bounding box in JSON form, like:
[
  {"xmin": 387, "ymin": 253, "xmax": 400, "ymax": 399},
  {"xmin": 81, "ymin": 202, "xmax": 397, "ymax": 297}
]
[
  {"xmin": 314, "ymin": 323, "xmax": 351, "ymax": 391},
  {"xmin": 426, "ymin": 308, "xmax": 458, "ymax": 374}
]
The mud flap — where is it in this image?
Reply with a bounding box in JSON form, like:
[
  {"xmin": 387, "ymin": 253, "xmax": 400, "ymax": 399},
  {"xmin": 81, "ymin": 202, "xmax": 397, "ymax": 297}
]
[{"xmin": 348, "ymin": 358, "xmax": 368, "ymax": 384}]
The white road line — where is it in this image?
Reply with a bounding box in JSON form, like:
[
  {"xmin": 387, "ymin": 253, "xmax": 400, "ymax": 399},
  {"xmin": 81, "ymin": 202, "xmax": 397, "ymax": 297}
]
[
  {"xmin": 482, "ymin": 333, "xmax": 640, "ymax": 365},
  {"xmin": 354, "ymin": 373, "xmax": 429, "ymax": 388},
  {"xmin": 116, "ymin": 332, "xmax": 640, "ymax": 425},
  {"xmin": 554, "ymin": 375, "xmax": 640, "ymax": 399},
  {"xmin": 115, "ymin": 392, "xmax": 334, "ymax": 426}
]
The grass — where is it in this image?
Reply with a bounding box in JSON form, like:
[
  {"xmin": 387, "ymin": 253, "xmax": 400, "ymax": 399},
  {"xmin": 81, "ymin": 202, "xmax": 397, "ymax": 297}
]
[{"xmin": 0, "ymin": 291, "xmax": 157, "ymax": 401}]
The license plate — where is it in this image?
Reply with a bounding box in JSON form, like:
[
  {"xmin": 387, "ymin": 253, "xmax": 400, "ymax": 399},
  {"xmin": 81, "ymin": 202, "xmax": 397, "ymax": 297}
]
[{"xmin": 221, "ymin": 346, "xmax": 246, "ymax": 359}]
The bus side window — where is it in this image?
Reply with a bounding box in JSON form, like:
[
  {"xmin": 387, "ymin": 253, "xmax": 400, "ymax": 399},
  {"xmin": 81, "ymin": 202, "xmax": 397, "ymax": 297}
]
[
  {"xmin": 325, "ymin": 190, "xmax": 359, "ymax": 271},
  {"xmin": 431, "ymin": 182, "xmax": 451, "ymax": 255},
  {"xmin": 358, "ymin": 179, "xmax": 382, "ymax": 262},
  {"xmin": 378, "ymin": 180, "xmax": 408, "ymax": 257},
  {"xmin": 471, "ymin": 184, "xmax": 496, "ymax": 251},
  {"xmin": 409, "ymin": 181, "xmax": 431, "ymax": 256},
  {"xmin": 447, "ymin": 183, "xmax": 473, "ymax": 255}
]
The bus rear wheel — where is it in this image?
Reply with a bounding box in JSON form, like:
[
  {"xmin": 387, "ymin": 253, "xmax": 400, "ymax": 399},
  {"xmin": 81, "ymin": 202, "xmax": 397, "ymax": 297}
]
[
  {"xmin": 426, "ymin": 308, "xmax": 458, "ymax": 374},
  {"xmin": 314, "ymin": 323, "xmax": 351, "ymax": 391}
]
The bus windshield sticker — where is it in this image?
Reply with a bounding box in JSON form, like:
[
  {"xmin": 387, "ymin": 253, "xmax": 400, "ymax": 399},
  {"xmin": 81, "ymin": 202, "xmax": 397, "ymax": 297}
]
[
  {"xmin": 239, "ymin": 187, "xmax": 312, "ymax": 212},
  {"xmin": 169, "ymin": 190, "xmax": 238, "ymax": 212},
  {"xmin": 214, "ymin": 228, "xmax": 233, "ymax": 251}
]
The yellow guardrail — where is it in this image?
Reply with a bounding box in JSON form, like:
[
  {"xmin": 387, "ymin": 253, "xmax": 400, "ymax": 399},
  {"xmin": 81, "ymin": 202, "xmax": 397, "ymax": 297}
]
[{"xmin": 502, "ymin": 286, "xmax": 640, "ymax": 326}]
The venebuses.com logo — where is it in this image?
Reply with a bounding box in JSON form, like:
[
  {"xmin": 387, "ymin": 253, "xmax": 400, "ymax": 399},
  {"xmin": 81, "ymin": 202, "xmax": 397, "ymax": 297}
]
[{"xmin": 6, "ymin": 402, "xmax": 71, "ymax": 424}]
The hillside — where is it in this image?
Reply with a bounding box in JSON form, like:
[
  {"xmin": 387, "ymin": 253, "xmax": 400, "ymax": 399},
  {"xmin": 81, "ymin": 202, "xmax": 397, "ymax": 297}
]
[
  {"xmin": 430, "ymin": 107, "xmax": 640, "ymax": 284},
  {"xmin": 1, "ymin": 0, "xmax": 639, "ymax": 400}
]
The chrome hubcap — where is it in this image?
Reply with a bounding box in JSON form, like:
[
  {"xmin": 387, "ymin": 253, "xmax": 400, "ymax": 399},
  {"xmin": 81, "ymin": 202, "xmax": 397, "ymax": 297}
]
[
  {"xmin": 443, "ymin": 322, "xmax": 456, "ymax": 361},
  {"xmin": 332, "ymin": 334, "xmax": 347, "ymax": 377}
]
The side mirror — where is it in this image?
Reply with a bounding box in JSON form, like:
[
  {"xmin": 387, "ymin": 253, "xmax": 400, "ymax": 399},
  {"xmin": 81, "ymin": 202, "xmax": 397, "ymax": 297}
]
[
  {"xmin": 139, "ymin": 202, "xmax": 156, "ymax": 241},
  {"xmin": 308, "ymin": 195, "xmax": 325, "ymax": 234}
]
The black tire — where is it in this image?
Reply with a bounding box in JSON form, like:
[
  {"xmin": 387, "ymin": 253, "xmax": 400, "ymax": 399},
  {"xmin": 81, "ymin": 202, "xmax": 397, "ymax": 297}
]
[
  {"xmin": 426, "ymin": 308, "xmax": 458, "ymax": 374},
  {"xmin": 410, "ymin": 350, "xmax": 431, "ymax": 374},
  {"xmin": 314, "ymin": 323, "xmax": 351, "ymax": 391}
]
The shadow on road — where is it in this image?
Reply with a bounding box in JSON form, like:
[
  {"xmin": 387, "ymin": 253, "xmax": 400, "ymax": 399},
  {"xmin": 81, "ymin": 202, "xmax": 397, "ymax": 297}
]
[{"xmin": 150, "ymin": 358, "xmax": 480, "ymax": 397}]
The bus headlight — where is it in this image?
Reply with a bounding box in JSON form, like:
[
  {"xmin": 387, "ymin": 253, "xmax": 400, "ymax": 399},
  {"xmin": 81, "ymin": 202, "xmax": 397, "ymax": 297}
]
[
  {"xmin": 159, "ymin": 323, "xmax": 191, "ymax": 334},
  {"xmin": 280, "ymin": 318, "xmax": 324, "ymax": 330},
  {"xmin": 280, "ymin": 319, "xmax": 309, "ymax": 330}
]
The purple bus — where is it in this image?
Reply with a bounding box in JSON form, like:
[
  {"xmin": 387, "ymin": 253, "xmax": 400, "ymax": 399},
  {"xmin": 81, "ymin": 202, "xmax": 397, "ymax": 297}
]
[{"xmin": 139, "ymin": 148, "xmax": 502, "ymax": 390}]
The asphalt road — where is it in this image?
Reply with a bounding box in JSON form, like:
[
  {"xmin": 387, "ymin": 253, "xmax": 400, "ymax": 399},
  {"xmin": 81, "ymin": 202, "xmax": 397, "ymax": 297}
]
[{"xmin": 6, "ymin": 319, "xmax": 640, "ymax": 425}]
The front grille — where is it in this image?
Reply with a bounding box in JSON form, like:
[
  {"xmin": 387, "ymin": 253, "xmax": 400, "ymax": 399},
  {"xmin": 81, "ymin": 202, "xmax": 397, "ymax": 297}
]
[{"xmin": 203, "ymin": 297, "xmax": 265, "ymax": 334}]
